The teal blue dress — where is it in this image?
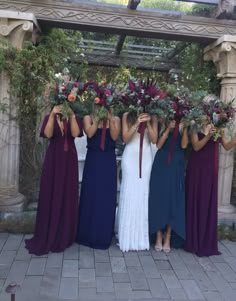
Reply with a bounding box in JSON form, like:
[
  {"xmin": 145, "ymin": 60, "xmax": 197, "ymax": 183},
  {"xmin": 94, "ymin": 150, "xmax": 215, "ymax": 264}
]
[{"xmin": 148, "ymin": 132, "xmax": 185, "ymax": 247}]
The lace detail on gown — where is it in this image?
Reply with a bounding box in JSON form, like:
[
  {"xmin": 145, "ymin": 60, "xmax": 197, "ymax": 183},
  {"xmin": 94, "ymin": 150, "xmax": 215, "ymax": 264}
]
[{"xmin": 118, "ymin": 130, "xmax": 153, "ymax": 252}]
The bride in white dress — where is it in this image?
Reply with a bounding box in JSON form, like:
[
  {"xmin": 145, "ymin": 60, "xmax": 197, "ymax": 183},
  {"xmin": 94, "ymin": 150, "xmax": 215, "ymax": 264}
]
[{"xmin": 118, "ymin": 112, "xmax": 158, "ymax": 252}]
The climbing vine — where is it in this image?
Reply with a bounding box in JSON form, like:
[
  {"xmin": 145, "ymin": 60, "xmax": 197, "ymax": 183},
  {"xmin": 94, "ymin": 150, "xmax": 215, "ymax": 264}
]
[{"xmin": 0, "ymin": 29, "xmax": 87, "ymax": 200}]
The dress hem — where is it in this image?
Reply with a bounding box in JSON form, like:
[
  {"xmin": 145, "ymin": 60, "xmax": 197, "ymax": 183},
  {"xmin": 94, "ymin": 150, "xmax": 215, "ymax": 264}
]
[
  {"xmin": 76, "ymin": 240, "xmax": 110, "ymax": 250},
  {"xmin": 184, "ymin": 246, "xmax": 221, "ymax": 257}
]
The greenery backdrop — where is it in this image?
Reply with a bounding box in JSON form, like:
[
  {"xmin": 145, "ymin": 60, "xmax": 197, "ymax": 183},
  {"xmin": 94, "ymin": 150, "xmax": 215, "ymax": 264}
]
[{"xmin": 0, "ymin": 0, "xmax": 220, "ymax": 201}]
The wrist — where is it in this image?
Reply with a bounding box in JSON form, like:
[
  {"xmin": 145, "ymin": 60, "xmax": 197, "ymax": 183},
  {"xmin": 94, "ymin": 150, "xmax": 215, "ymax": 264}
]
[
  {"xmin": 162, "ymin": 130, "xmax": 169, "ymax": 139},
  {"xmin": 50, "ymin": 111, "xmax": 56, "ymax": 118},
  {"xmin": 165, "ymin": 128, "xmax": 170, "ymax": 134},
  {"xmin": 162, "ymin": 132, "xmax": 168, "ymax": 138}
]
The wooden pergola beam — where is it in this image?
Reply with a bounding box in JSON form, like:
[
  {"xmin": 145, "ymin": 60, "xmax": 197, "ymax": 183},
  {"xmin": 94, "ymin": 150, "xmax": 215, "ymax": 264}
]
[
  {"xmin": 115, "ymin": 35, "xmax": 126, "ymax": 55},
  {"xmin": 166, "ymin": 42, "xmax": 188, "ymax": 59},
  {"xmin": 77, "ymin": 52, "xmax": 177, "ymax": 72},
  {"xmin": 1, "ymin": 1, "xmax": 236, "ymax": 42},
  {"xmin": 81, "ymin": 39, "xmax": 172, "ymax": 52},
  {"xmin": 80, "ymin": 50, "xmax": 177, "ymax": 63},
  {"xmin": 115, "ymin": 0, "xmax": 142, "ymax": 55}
]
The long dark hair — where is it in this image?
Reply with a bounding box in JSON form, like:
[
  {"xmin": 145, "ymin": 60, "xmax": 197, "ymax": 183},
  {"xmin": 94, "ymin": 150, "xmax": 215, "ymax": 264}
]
[{"xmin": 126, "ymin": 111, "xmax": 138, "ymax": 128}]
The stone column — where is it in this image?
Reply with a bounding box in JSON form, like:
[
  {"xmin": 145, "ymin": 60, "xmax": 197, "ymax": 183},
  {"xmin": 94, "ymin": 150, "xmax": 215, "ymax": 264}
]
[
  {"xmin": 0, "ymin": 11, "xmax": 40, "ymax": 212},
  {"xmin": 204, "ymin": 35, "xmax": 236, "ymax": 213}
]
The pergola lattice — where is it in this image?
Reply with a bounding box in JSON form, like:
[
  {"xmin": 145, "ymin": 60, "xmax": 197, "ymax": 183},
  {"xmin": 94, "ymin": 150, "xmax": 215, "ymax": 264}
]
[
  {"xmin": 1, "ymin": 0, "xmax": 234, "ymax": 71},
  {"xmin": 73, "ymin": 0, "xmax": 234, "ymax": 71}
]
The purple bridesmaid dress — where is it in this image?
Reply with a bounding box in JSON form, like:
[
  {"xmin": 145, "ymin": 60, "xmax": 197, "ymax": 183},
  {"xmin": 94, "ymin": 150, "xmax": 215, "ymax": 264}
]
[
  {"xmin": 184, "ymin": 133, "xmax": 220, "ymax": 257},
  {"xmin": 25, "ymin": 115, "xmax": 83, "ymax": 255}
]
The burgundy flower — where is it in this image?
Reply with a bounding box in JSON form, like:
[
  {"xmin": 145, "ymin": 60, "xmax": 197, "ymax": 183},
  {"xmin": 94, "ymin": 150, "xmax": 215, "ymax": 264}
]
[
  {"xmin": 104, "ymin": 90, "xmax": 111, "ymax": 97},
  {"xmin": 172, "ymin": 102, "xmax": 178, "ymax": 111},
  {"xmin": 128, "ymin": 80, "xmax": 136, "ymax": 91}
]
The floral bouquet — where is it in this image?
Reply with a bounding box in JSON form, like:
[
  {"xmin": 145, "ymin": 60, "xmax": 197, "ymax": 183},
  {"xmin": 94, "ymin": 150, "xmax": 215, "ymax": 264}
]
[
  {"xmin": 52, "ymin": 72, "xmax": 84, "ymax": 119},
  {"xmin": 119, "ymin": 77, "xmax": 167, "ymax": 177},
  {"xmin": 152, "ymin": 85, "xmax": 192, "ymax": 164},
  {"xmin": 83, "ymin": 81, "xmax": 116, "ymax": 150},
  {"xmin": 50, "ymin": 73, "xmax": 85, "ymax": 152},
  {"xmin": 202, "ymin": 95, "xmax": 236, "ymax": 141},
  {"xmin": 119, "ymin": 77, "xmax": 167, "ymax": 114},
  {"xmin": 181, "ymin": 90, "xmax": 207, "ymax": 132},
  {"xmin": 164, "ymin": 86, "xmax": 192, "ymax": 122}
]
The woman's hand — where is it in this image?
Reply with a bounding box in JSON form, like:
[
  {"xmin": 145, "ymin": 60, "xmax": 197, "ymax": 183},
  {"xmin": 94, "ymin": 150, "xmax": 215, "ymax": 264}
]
[
  {"xmin": 137, "ymin": 113, "xmax": 151, "ymax": 124},
  {"xmin": 168, "ymin": 120, "xmax": 176, "ymax": 129},
  {"xmin": 179, "ymin": 120, "xmax": 186, "ymax": 131},
  {"xmin": 51, "ymin": 105, "xmax": 62, "ymax": 116},
  {"xmin": 206, "ymin": 124, "xmax": 216, "ymax": 137}
]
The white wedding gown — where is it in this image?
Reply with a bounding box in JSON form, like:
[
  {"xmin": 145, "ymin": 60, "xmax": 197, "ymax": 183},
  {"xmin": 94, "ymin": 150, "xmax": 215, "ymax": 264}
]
[{"xmin": 118, "ymin": 130, "xmax": 153, "ymax": 252}]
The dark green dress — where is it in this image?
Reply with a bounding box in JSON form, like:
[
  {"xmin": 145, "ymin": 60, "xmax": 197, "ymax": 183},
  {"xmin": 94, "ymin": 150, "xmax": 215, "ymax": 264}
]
[{"xmin": 148, "ymin": 132, "xmax": 185, "ymax": 247}]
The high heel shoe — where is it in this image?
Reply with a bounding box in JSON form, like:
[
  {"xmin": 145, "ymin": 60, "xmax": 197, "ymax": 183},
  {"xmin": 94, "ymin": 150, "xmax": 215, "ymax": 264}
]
[
  {"xmin": 163, "ymin": 233, "xmax": 171, "ymax": 253},
  {"xmin": 154, "ymin": 241, "xmax": 163, "ymax": 252}
]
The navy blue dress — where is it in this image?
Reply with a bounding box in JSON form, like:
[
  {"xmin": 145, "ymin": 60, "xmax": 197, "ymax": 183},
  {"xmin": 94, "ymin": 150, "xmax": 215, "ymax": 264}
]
[
  {"xmin": 76, "ymin": 128, "xmax": 117, "ymax": 249},
  {"xmin": 148, "ymin": 132, "xmax": 185, "ymax": 247}
]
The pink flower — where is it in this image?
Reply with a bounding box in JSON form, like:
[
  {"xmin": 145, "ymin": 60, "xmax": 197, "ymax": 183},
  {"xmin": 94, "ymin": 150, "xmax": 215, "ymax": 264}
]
[
  {"xmin": 172, "ymin": 102, "xmax": 178, "ymax": 111},
  {"xmin": 104, "ymin": 90, "xmax": 111, "ymax": 97},
  {"xmin": 128, "ymin": 80, "xmax": 136, "ymax": 91}
]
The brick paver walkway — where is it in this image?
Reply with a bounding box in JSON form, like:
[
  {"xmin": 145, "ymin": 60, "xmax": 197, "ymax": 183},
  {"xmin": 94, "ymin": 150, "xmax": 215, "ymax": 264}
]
[{"xmin": 0, "ymin": 233, "xmax": 236, "ymax": 301}]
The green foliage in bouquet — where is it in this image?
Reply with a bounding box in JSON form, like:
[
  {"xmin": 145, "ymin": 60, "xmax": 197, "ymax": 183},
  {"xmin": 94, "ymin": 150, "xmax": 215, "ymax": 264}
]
[
  {"xmin": 83, "ymin": 81, "xmax": 118, "ymax": 121},
  {"xmin": 49, "ymin": 73, "xmax": 86, "ymax": 120},
  {"xmin": 118, "ymin": 77, "xmax": 168, "ymax": 116},
  {"xmin": 202, "ymin": 96, "xmax": 236, "ymax": 141}
]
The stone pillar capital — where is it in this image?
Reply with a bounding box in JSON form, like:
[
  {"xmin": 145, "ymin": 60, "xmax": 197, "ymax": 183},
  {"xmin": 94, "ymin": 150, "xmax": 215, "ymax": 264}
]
[
  {"xmin": 0, "ymin": 10, "xmax": 40, "ymax": 48},
  {"xmin": 204, "ymin": 35, "xmax": 236, "ymax": 78}
]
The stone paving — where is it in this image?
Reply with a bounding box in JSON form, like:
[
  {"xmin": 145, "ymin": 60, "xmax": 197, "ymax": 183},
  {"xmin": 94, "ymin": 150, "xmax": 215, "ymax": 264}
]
[{"xmin": 0, "ymin": 233, "xmax": 236, "ymax": 301}]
